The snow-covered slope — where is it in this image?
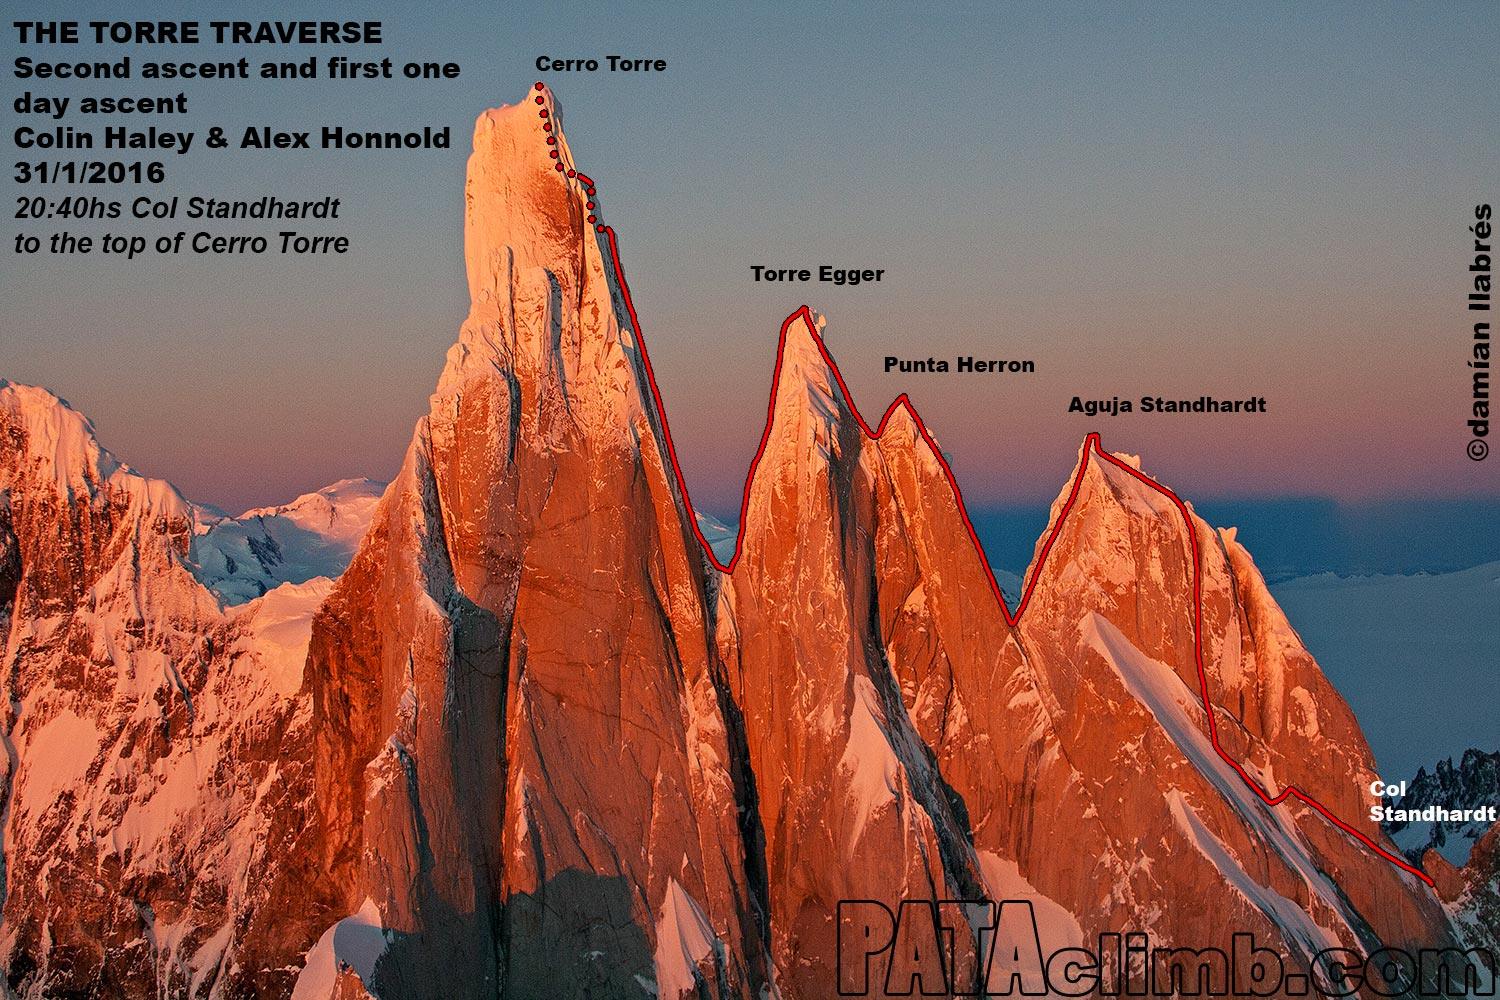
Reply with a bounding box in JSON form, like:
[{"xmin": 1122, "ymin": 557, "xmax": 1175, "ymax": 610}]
[
  {"xmin": 0, "ymin": 88, "xmax": 1479, "ymax": 999},
  {"xmin": 0, "ymin": 382, "xmax": 335, "ymax": 998},
  {"xmin": 190, "ymin": 479, "xmax": 385, "ymax": 604}
]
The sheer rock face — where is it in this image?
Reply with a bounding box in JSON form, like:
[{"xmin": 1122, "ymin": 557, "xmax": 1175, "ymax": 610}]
[
  {"xmin": 1007, "ymin": 450, "xmax": 1455, "ymax": 956},
  {"xmin": 876, "ymin": 433, "xmax": 1459, "ymax": 961},
  {"xmin": 0, "ymin": 86, "xmax": 1477, "ymax": 1000},
  {"xmin": 717, "ymin": 324, "xmax": 983, "ymax": 999},
  {"xmin": 865, "ymin": 422, "xmax": 1134, "ymax": 939},
  {"xmin": 304, "ymin": 89, "xmax": 765, "ymax": 999},
  {"xmin": 795, "ymin": 372, "xmax": 1462, "ymax": 990}
]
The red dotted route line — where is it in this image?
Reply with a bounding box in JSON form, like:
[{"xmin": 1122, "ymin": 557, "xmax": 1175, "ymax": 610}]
[{"xmin": 529, "ymin": 83, "xmax": 1434, "ymax": 888}]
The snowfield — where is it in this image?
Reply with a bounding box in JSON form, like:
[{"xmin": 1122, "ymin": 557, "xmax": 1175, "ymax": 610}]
[{"xmin": 1270, "ymin": 562, "xmax": 1500, "ymax": 779}]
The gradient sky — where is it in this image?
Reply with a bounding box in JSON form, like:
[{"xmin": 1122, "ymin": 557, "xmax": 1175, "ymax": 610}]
[{"xmin": 4, "ymin": 1, "xmax": 1497, "ymax": 516}]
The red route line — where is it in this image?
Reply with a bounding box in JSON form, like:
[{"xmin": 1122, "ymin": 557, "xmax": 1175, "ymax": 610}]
[
  {"xmin": 535, "ymin": 84, "xmax": 1433, "ymax": 888},
  {"xmin": 1090, "ymin": 449, "xmax": 1435, "ymax": 887}
]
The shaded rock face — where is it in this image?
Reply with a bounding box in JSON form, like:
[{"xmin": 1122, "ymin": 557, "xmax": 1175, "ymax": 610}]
[
  {"xmin": 1007, "ymin": 451, "xmax": 1456, "ymax": 956},
  {"xmin": 303, "ymin": 91, "xmax": 765, "ymax": 999},
  {"xmin": 0, "ymin": 87, "xmax": 1478, "ymax": 1000},
  {"xmin": 1388, "ymin": 749, "xmax": 1500, "ymax": 866},
  {"xmin": 1428, "ymin": 821, "xmax": 1500, "ymax": 956},
  {"xmin": 718, "ymin": 326, "xmax": 984, "ymax": 998}
]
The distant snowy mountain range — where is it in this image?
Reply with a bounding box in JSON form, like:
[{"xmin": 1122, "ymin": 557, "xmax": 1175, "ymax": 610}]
[
  {"xmin": 1386, "ymin": 750, "xmax": 1500, "ymax": 867},
  {"xmin": 184, "ymin": 484, "xmax": 1500, "ymax": 883},
  {"xmin": 2, "ymin": 86, "xmax": 1495, "ymax": 998},
  {"xmin": 190, "ymin": 478, "xmax": 386, "ymax": 604}
]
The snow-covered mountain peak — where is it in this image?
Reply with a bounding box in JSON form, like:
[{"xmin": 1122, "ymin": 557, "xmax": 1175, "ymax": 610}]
[
  {"xmin": 1, "ymin": 381, "xmax": 116, "ymax": 490},
  {"xmin": 190, "ymin": 478, "xmax": 386, "ymax": 605},
  {"xmin": 1083, "ymin": 442, "xmax": 1183, "ymax": 522},
  {"xmin": 0, "ymin": 380, "xmax": 190, "ymax": 521},
  {"xmin": 237, "ymin": 477, "xmax": 383, "ymax": 522}
]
